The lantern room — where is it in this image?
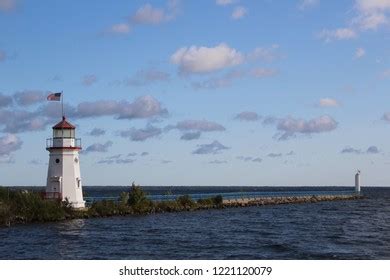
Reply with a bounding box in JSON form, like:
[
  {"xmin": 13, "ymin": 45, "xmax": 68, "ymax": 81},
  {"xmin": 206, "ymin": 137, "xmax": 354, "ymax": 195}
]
[
  {"xmin": 52, "ymin": 116, "xmax": 76, "ymax": 138},
  {"xmin": 46, "ymin": 116, "xmax": 81, "ymax": 150}
]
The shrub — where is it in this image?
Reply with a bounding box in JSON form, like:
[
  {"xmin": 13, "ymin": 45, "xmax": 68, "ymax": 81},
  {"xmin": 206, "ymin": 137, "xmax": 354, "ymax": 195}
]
[
  {"xmin": 127, "ymin": 183, "xmax": 153, "ymax": 214},
  {"xmin": 213, "ymin": 195, "xmax": 223, "ymax": 206},
  {"xmin": 155, "ymin": 200, "xmax": 180, "ymax": 212},
  {"xmin": 0, "ymin": 187, "xmax": 10, "ymax": 202},
  {"xmin": 197, "ymin": 197, "xmax": 214, "ymax": 206},
  {"xmin": 0, "ymin": 202, "xmax": 11, "ymax": 226},
  {"xmin": 89, "ymin": 200, "xmax": 118, "ymax": 217},
  {"xmin": 119, "ymin": 192, "xmax": 129, "ymax": 206},
  {"xmin": 176, "ymin": 195, "xmax": 196, "ymax": 209},
  {"xmin": 128, "ymin": 182, "xmax": 148, "ymax": 206}
]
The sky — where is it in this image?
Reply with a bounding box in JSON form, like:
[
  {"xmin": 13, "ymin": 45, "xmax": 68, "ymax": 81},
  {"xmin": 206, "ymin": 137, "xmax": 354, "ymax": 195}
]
[{"xmin": 1, "ymin": 0, "xmax": 390, "ymax": 186}]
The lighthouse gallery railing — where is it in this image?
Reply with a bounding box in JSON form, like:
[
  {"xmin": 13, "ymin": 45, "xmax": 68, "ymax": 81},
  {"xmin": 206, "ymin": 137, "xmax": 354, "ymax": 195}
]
[{"xmin": 46, "ymin": 138, "xmax": 82, "ymax": 149}]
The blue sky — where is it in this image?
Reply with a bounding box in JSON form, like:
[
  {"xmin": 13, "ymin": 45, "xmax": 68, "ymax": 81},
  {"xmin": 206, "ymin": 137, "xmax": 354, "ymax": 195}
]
[{"xmin": 1, "ymin": 0, "xmax": 390, "ymax": 186}]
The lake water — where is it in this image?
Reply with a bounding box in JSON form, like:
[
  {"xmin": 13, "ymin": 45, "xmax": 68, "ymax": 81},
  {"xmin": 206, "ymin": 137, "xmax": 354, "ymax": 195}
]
[{"xmin": 0, "ymin": 187, "xmax": 389, "ymax": 259}]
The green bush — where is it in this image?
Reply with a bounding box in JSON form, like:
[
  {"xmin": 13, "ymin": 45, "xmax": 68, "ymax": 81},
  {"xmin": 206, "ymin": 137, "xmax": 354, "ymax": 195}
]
[
  {"xmin": 176, "ymin": 195, "xmax": 196, "ymax": 209},
  {"xmin": 128, "ymin": 183, "xmax": 148, "ymax": 205},
  {"xmin": 127, "ymin": 183, "xmax": 153, "ymax": 213},
  {"xmin": 0, "ymin": 202, "xmax": 11, "ymax": 226},
  {"xmin": 155, "ymin": 200, "xmax": 180, "ymax": 212},
  {"xmin": 0, "ymin": 187, "xmax": 70, "ymax": 225},
  {"xmin": 0, "ymin": 187, "xmax": 10, "ymax": 202},
  {"xmin": 119, "ymin": 192, "xmax": 129, "ymax": 206},
  {"xmin": 213, "ymin": 195, "xmax": 223, "ymax": 206},
  {"xmin": 89, "ymin": 200, "xmax": 118, "ymax": 216},
  {"xmin": 196, "ymin": 197, "xmax": 214, "ymax": 206}
]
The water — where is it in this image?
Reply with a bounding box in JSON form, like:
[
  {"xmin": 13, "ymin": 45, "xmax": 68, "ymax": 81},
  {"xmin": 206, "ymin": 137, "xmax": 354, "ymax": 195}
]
[{"xmin": 1, "ymin": 187, "xmax": 389, "ymax": 259}]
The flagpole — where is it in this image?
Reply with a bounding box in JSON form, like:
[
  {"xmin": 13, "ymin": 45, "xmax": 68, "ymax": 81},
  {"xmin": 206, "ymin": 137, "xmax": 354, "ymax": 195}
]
[{"xmin": 61, "ymin": 91, "xmax": 64, "ymax": 118}]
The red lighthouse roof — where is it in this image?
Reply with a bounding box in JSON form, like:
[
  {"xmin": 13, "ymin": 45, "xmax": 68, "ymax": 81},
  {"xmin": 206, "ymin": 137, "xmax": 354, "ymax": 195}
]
[{"xmin": 52, "ymin": 116, "xmax": 76, "ymax": 129}]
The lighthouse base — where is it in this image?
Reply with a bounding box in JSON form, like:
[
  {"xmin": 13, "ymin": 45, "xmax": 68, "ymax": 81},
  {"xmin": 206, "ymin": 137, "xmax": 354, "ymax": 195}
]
[{"xmin": 70, "ymin": 200, "xmax": 86, "ymax": 209}]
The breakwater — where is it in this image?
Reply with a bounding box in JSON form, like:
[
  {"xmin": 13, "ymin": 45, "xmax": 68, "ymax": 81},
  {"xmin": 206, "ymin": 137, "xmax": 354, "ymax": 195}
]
[
  {"xmin": 223, "ymin": 194, "xmax": 360, "ymax": 207},
  {"xmin": 0, "ymin": 186, "xmax": 362, "ymax": 227}
]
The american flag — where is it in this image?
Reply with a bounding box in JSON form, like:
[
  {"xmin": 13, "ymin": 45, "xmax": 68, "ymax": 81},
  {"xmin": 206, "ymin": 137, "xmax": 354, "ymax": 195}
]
[{"xmin": 47, "ymin": 92, "xmax": 62, "ymax": 101}]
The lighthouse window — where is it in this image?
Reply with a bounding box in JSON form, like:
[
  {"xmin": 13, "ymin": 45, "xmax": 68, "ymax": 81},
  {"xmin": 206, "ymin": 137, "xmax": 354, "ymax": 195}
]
[
  {"xmin": 53, "ymin": 130, "xmax": 62, "ymax": 138},
  {"xmin": 53, "ymin": 129, "xmax": 75, "ymax": 138},
  {"xmin": 62, "ymin": 129, "xmax": 72, "ymax": 138},
  {"xmin": 55, "ymin": 158, "xmax": 60, "ymax": 164}
]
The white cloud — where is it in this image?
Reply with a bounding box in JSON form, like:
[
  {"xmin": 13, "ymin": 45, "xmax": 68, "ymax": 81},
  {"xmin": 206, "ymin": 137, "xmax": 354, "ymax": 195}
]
[
  {"xmin": 97, "ymin": 154, "xmax": 136, "ymax": 165},
  {"xmin": 0, "ymin": 95, "xmax": 168, "ymax": 133},
  {"xmin": 247, "ymin": 45, "xmax": 280, "ymax": 62},
  {"xmin": 209, "ymin": 160, "xmax": 228, "ymax": 164},
  {"xmin": 250, "ymin": 67, "xmax": 278, "ymax": 78},
  {"xmin": 126, "ymin": 68, "xmax": 170, "ymax": 86},
  {"xmin": 0, "ymin": 109, "xmax": 50, "ymax": 133},
  {"xmin": 181, "ymin": 131, "xmax": 201, "ymax": 141},
  {"xmin": 0, "ymin": 134, "xmax": 22, "ymax": 156},
  {"xmin": 170, "ymin": 43, "xmax": 244, "ymax": 74},
  {"xmin": 82, "ymin": 74, "xmax": 98, "ymax": 86},
  {"xmin": 318, "ymin": 28, "xmax": 357, "ymax": 41},
  {"xmin": 0, "ymin": 92, "xmax": 12, "ymax": 108},
  {"xmin": 131, "ymin": 1, "xmax": 179, "ymax": 25},
  {"xmin": 191, "ymin": 69, "xmax": 245, "ymax": 90},
  {"xmin": 355, "ymin": 47, "xmax": 366, "ymax": 58},
  {"xmin": 275, "ymin": 115, "xmax": 338, "ymax": 140},
  {"xmin": 14, "ymin": 90, "xmax": 47, "ymax": 106},
  {"xmin": 381, "ymin": 69, "xmax": 390, "ymax": 78},
  {"xmin": 231, "ymin": 6, "xmax": 247, "ymax": 20},
  {"xmin": 356, "ymin": 0, "xmax": 390, "ymax": 11},
  {"xmin": 192, "ymin": 67, "xmax": 277, "ymax": 90},
  {"xmin": 236, "ymin": 156, "xmax": 262, "ymax": 163},
  {"xmin": 341, "ymin": 146, "xmax": 362, "ymax": 154},
  {"xmin": 216, "ymin": 0, "xmax": 235, "ymax": 6},
  {"xmin": 73, "ymin": 95, "xmax": 168, "ymax": 120},
  {"xmin": 234, "ymin": 111, "xmax": 261, "ymax": 121},
  {"xmin": 105, "ymin": 1, "xmax": 180, "ymax": 35},
  {"xmin": 166, "ymin": 119, "xmax": 225, "ymax": 140},
  {"xmin": 0, "ymin": 0, "xmax": 17, "ymax": 12},
  {"xmin": 119, "ymin": 125, "xmax": 162, "ymax": 142},
  {"xmin": 298, "ymin": 0, "xmax": 320, "ymax": 10},
  {"xmin": 132, "ymin": 4, "xmax": 166, "ymax": 24},
  {"xmin": 317, "ymin": 1, "xmax": 390, "ymax": 42},
  {"xmin": 192, "ymin": 140, "xmax": 230, "ymax": 155},
  {"xmin": 367, "ymin": 145, "xmax": 380, "ymax": 154},
  {"xmin": 340, "ymin": 145, "xmax": 380, "ymax": 155},
  {"xmin": 109, "ymin": 23, "xmax": 131, "ymax": 34},
  {"xmin": 353, "ymin": 11, "xmax": 388, "ymax": 30},
  {"xmin": 351, "ymin": 0, "xmax": 390, "ymax": 32},
  {"xmin": 268, "ymin": 153, "xmax": 283, "ymax": 158},
  {"xmin": 382, "ymin": 112, "xmax": 390, "ymax": 122},
  {"xmin": 88, "ymin": 128, "xmax": 106, "ymax": 137},
  {"xmin": 84, "ymin": 141, "xmax": 113, "ymax": 154},
  {"xmin": 317, "ymin": 98, "xmax": 340, "ymax": 107},
  {"xmin": 0, "ymin": 50, "xmax": 6, "ymax": 61},
  {"xmin": 0, "ymin": 154, "xmax": 14, "ymax": 164},
  {"xmin": 172, "ymin": 120, "xmax": 226, "ymax": 132}
]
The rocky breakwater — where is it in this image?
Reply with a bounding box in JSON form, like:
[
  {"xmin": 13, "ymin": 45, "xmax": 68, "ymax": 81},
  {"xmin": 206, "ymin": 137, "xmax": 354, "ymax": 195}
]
[{"xmin": 223, "ymin": 194, "xmax": 361, "ymax": 208}]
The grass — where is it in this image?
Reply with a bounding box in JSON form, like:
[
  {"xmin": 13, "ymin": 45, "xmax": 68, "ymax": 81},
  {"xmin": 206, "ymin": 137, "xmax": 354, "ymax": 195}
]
[{"xmin": 0, "ymin": 184, "xmax": 224, "ymax": 227}]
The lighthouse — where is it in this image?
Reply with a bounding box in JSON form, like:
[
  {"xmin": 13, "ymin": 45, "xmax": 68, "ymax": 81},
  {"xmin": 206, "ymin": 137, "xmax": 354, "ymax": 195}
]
[
  {"xmin": 355, "ymin": 170, "xmax": 361, "ymax": 193},
  {"xmin": 45, "ymin": 116, "xmax": 85, "ymax": 208}
]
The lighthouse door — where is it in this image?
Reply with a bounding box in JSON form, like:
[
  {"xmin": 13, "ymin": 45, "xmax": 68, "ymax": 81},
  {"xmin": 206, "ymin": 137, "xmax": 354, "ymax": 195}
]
[{"xmin": 49, "ymin": 176, "xmax": 62, "ymax": 199}]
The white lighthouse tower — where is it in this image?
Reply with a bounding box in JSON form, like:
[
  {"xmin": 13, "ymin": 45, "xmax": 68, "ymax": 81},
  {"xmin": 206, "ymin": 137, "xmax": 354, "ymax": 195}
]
[
  {"xmin": 355, "ymin": 170, "xmax": 361, "ymax": 193},
  {"xmin": 45, "ymin": 116, "xmax": 85, "ymax": 208}
]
